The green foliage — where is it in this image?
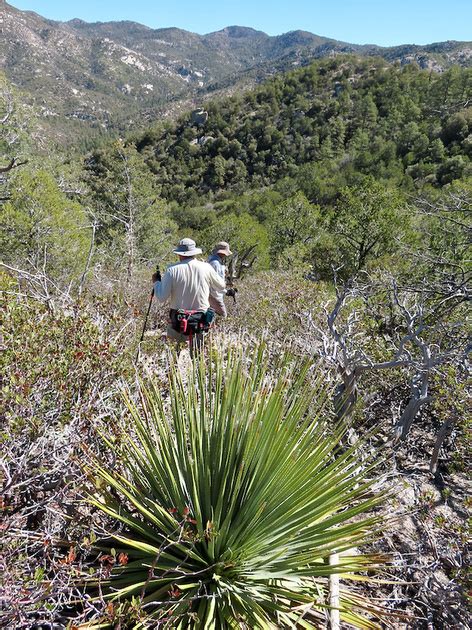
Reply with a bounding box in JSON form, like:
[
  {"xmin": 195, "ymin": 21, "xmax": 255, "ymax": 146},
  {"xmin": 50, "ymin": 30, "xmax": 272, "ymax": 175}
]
[
  {"xmin": 129, "ymin": 59, "xmax": 471, "ymax": 206},
  {"xmin": 85, "ymin": 345, "xmax": 387, "ymax": 628},
  {"xmin": 431, "ymin": 365, "xmax": 470, "ymax": 473},
  {"xmin": 0, "ymin": 169, "xmax": 91, "ymax": 282},
  {"xmin": 75, "ymin": 59, "xmax": 471, "ymax": 282},
  {"xmin": 312, "ymin": 178, "xmax": 411, "ymax": 279},
  {"xmin": 267, "ymin": 191, "xmax": 321, "ymax": 262},
  {"xmin": 2, "ymin": 50, "xmax": 470, "ymax": 627},
  {"xmin": 84, "ymin": 142, "xmax": 177, "ymax": 272},
  {"xmin": 199, "ymin": 211, "xmax": 270, "ymax": 269},
  {"xmin": 0, "ymin": 73, "xmax": 32, "ymax": 159},
  {"xmin": 171, "ymin": 203, "xmax": 218, "ymax": 232},
  {"xmin": 1, "ymin": 273, "xmax": 131, "ymax": 436},
  {"xmin": 292, "ymin": 161, "xmax": 349, "ymax": 206},
  {"xmin": 406, "ymin": 178, "xmax": 472, "ymax": 316},
  {"xmin": 423, "ymin": 180, "xmax": 471, "ymax": 266},
  {"xmin": 224, "ymin": 269, "xmax": 330, "ymax": 341}
]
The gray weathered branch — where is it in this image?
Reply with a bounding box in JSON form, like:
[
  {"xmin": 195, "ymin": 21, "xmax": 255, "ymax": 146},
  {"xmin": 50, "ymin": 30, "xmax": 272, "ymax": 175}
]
[{"xmin": 0, "ymin": 157, "xmax": 28, "ymax": 173}]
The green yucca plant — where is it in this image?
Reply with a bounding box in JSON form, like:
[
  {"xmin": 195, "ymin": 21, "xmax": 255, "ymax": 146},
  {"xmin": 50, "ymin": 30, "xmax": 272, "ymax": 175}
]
[{"xmin": 83, "ymin": 344, "xmax": 389, "ymax": 629}]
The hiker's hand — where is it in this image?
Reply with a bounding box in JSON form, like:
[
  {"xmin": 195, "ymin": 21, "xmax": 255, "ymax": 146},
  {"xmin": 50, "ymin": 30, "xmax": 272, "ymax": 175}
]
[
  {"xmin": 152, "ymin": 269, "xmax": 161, "ymax": 283},
  {"xmin": 226, "ymin": 288, "xmax": 237, "ymax": 297}
]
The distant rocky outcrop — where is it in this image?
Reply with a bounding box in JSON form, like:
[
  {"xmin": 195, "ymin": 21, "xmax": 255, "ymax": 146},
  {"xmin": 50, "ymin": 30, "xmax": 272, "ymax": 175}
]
[{"xmin": 190, "ymin": 108, "xmax": 208, "ymax": 126}]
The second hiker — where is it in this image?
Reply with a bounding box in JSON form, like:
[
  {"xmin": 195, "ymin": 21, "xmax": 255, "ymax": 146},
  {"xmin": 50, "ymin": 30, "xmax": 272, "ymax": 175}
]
[{"xmin": 207, "ymin": 241, "xmax": 236, "ymax": 318}]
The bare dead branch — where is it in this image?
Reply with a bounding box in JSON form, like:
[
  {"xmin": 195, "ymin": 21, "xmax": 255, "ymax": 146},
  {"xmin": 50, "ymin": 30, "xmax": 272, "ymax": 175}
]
[{"xmin": 0, "ymin": 157, "xmax": 28, "ymax": 173}]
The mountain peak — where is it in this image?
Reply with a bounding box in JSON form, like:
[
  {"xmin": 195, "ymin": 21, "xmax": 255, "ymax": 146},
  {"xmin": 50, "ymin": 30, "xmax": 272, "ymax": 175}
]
[
  {"xmin": 67, "ymin": 18, "xmax": 87, "ymax": 26},
  {"xmin": 210, "ymin": 25, "xmax": 268, "ymax": 38}
]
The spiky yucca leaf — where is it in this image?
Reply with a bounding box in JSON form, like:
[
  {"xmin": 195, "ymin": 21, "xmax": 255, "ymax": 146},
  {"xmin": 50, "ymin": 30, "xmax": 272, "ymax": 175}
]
[{"xmin": 84, "ymin": 344, "xmax": 389, "ymax": 628}]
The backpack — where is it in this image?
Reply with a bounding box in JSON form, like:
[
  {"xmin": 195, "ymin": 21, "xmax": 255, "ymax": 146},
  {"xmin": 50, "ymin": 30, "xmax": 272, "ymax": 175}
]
[{"xmin": 171, "ymin": 308, "xmax": 215, "ymax": 336}]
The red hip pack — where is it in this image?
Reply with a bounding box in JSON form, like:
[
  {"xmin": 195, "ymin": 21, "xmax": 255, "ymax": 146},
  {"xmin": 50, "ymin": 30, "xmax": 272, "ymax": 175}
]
[{"xmin": 170, "ymin": 308, "xmax": 215, "ymax": 336}]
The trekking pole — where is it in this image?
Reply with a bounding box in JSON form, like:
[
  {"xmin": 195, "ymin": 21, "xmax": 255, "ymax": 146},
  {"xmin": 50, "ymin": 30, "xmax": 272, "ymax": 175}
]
[{"xmin": 135, "ymin": 266, "xmax": 160, "ymax": 362}]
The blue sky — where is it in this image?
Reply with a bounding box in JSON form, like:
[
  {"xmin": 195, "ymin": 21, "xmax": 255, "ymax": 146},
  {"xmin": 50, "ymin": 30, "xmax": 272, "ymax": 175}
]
[{"xmin": 8, "ymin": 0, "xmax": 472, "ymax": 46}]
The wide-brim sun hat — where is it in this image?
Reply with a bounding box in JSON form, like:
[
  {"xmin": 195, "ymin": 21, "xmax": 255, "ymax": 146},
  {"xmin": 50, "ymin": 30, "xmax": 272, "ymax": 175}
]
[
  {"xmin": 213, "ymin": 241, "xmax": 232, "ymax": 256},
  {"xmin": 173, "ymin": 237, "xmax": 202, "ymax": 256}
]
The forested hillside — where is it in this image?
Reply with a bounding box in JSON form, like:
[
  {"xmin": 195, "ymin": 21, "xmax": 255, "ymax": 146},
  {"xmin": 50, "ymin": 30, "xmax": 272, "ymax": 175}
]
[
  {"xmin": 129, "ymin": 57, "xmax": 472, "ymax": 201},
  {"xmin": 84, "ymin": 57, "xmax": 472, "ymax": 275},
  {"xmin": 1, "ymin": 49, "xmax": 471, "ymax": 629}
]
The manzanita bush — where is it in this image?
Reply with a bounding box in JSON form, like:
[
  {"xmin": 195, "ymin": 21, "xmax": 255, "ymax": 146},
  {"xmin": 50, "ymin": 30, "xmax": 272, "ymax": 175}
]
[{"xmin": 83, "ymin": 344, "xmax": 389, "ymax": 629}]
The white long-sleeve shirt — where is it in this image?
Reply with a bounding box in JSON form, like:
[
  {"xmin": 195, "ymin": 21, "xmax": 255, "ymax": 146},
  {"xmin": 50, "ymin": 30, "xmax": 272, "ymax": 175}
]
[{"xmin": 153, "ymin": 257, "xmax": 226, "ymax": 311}]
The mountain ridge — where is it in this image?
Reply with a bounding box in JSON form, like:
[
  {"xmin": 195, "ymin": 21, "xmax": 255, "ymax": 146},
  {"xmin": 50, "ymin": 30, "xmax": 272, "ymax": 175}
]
[{"xmin": 1, "ymin": 1, "xmax": 471, "ymax": 145}]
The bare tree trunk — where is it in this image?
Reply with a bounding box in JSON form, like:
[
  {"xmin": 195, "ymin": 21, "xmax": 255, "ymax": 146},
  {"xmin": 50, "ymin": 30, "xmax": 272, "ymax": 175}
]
[
  {"xmin": 395, "ymin": 369, "xmax": 432, "ymax": 441},
  {"xmin": 227, "ymin": 245, "xmax": 258, "ymax": 281},
  {"xmin": 430, "ymin": 418, "xmax": 454, "ymax": 475},
  {"xmin": 329, "ymin": 552, "xmax": 340, "ymax": 630},
  {"xmin": 78, "ymin": 221, "xmax": 96, "ymax": 299},
  {"xmin": 117, "ymin": 147, "xmax": 137, "ymax": 286},
  {"xmin": 334, "ymin": 370, "xmax": 358, "ymax": 420}
]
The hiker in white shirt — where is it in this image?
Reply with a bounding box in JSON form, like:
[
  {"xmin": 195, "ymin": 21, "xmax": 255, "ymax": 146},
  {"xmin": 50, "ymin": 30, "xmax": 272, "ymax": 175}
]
[{"xmin": 152, "ymin": 237, "xmax": 225, "ymax": 349}]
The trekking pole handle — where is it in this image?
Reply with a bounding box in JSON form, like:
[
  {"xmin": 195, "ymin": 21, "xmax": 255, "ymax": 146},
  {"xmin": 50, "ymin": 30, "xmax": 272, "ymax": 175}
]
[{"xmin": 152, "ymin": 264, "xmax": 161, "ymax": 284}]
